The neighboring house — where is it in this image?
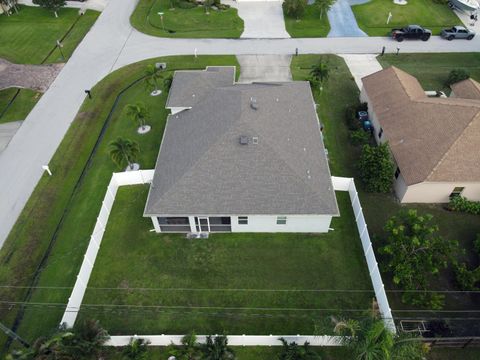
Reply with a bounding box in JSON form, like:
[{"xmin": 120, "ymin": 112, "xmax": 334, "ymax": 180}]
[
  {"xmin": 144, "ymin": 66, "xmax": 339, "ymax": 233},
  {"xmin": 361, "ymin": 66, "xmax": 480, "ymax": 203}
]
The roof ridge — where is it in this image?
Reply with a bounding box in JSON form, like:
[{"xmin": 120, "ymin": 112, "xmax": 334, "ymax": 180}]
[
  {"xmin": 426, "ymin": 111, "xmax": 480, "ymax": 181},
  {"xmin": 390, "ymin": 66, "xmax": 425, "ymax": 100}
]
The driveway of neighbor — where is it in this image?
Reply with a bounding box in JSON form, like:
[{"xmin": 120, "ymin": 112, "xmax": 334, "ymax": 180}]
[
  {"xmin": 227, "ymin": 0, "xmax": 290, "ymax": 38},
  {"xmin": 237, "ymin": 55, "xmax": 292, "ymax": 82},
  {"xmin": 327, "ymin": 0, "xmax": 368, "ymax": 37},
  {"xmin": 339, "ymin": 54, "xmax": 382, "ymax": 89}
]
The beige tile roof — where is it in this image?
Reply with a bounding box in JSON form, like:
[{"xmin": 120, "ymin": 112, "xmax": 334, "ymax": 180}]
[
  {"xmin": 362, "ymin": 66, "xmax": 480, "ymax": 185},
  {"xmin": 451, "ymin": 78, "xmax": 480, "ymax": 100}
]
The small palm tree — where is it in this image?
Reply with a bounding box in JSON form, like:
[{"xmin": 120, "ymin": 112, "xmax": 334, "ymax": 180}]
[
  {"xmin": 309, "ymin": 59, "xmax": 329, "ymax": 91},
  {"xmin": 109, "ymin": 137, "xmax": 140, "ymax": 170},
  {"xmin": 123, "ymin": 338, "xmax": 150, "ymax": 360},
  {"xmin": 202, "ymin": 335, "xmax": 234, "ymax": 360},
  {"xmin": 278, "ymin": 338, "xmax": 321, "ymax": 360},
  {"xmin": 145, "ymin": 64, "xmax": 162, "ymax": 95},
  {"xmin": 73, "ymin": 319, "xmax": 110, "ymax": 356},
  {"xmin": 125, "ymin": 102, "xmax": 150, "ymax": 133}
]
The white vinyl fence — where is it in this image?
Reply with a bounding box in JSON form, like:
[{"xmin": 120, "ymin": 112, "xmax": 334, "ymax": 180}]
[
  {"xmin": 60, "ymin": 170, "xmax": 154, "ymax": 328},
  {"xmin": 332, "ymin": 176, "xmax": 396, "ymax": 332},
  {"xmin": 107, "ymin": 335, "xmax": 342, "ymax": 347},
  {"xmin": 60, "ymin": 173, "xmax": 395, "ymax": 344}
]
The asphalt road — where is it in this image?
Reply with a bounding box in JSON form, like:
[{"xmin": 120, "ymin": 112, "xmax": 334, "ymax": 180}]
[{"xmin": 0, "ymin": 0, "xmax": 479, "ymax": 247}]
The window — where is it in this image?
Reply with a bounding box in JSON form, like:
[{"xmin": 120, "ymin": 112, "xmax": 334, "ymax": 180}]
[
  {"xmin": 394, "ymin": 167, "xmax": 401, "ymax": 179},
  {"xmin": 276, "ymin": 216, "xmax": 287, "ymax": 225},
  {"xmin": 378, "ymin": 128, "xmax": 384, "ymax": 139},
  {"xmin": 238, "ymin": 216, "xmax": 248, "ymax": 225},
  {"xmin": 450, "ymin": 187, "xmax": 465, "ymax": 198}
]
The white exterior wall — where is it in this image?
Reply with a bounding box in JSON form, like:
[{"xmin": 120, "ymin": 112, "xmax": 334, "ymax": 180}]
[
  {"xmin": 401, "ymin": 182, "xmax": 480, "ymax": 203},
  {"xmin": 231, "ymin": 215, "xmax": 333, "ymax": 233}
]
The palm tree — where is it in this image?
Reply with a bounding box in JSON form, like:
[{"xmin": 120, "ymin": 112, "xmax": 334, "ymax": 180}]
[
  {"xmin": 202, "ymin": 335, "xmax": 235, "ymax": 360},
  {"xmin": 333, "ymin": 315, "xmax": 427, "ymax": 360},
  {"xmin": 164, "ymin": 75, "xmax": 173, "ymax": 92},
  {"xmin": 145, "ymin": 64, "xmax": 162, "ymax": 96},
  {"xmin": 309, "ymin": 59, "xmax": 329, "ymax": 91},
  {"xmin": 109, "ymin": 137, "xmax": 140, "ymax": 171},
  {"xmin": 123, "ymin": 338, "xmax": 150, "ymax": 360},
  {"xmin": 278, "ymin": 338, "xmax": 321, "ymax": 360},
  {"xmin": 73, "ymin": 319, "xmax": 110, "ymax": 356},
  {"xmin": 315, "ymin": 0, "xmax": 334, "ymax": 20},
  {"xmin": 125, "ymin": 102, "xmax": 150, "ymax": 134},
  {"xmin": 7, "ymin": 332, "xmax": 74, "ymax": 360}
]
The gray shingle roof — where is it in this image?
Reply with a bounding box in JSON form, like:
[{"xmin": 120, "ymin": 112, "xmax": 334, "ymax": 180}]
[
  {"xmin": 166, "ymin": 66, "xmax": 236, "ymax": 108},
  {"xmin": 145, "ymin": 71, "xmax": 338, "ymax": 216}
]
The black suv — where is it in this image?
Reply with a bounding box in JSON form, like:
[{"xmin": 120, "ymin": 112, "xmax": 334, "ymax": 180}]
[{"xmin": 391, "ymin": 25, "xmax": 432, "ymax": 42}]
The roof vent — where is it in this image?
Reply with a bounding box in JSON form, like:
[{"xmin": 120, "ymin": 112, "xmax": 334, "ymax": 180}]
[
  {"xmin": 250, "ymin": 97, "xmax": 258, "ymax": 110},
  {"xmin": 252, "ymin": 136, "xmax": 258, "ymax": 145},
  {"xmin": 239, "ymin": 136, "xmax": 248, "ymax": 145}
]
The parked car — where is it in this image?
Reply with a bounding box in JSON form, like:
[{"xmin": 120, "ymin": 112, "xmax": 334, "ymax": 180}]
[
  {"xmin": 441, "ymin": 26, "xmax": 475, "ymax": 40},
  {"xmin": 391, "ymin": 25, "xmax": 432, "ymax": 42}
]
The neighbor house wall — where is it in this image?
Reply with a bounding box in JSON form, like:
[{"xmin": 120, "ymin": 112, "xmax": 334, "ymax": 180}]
[
  {"xmin": 230, "ymin": 215, "xmax": 333, "ymax": 233},
  {"xmin": 401, "ymin": 182, "xmax": 480, "ymax": 203}
]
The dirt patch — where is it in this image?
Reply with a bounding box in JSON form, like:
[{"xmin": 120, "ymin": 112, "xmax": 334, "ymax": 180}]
[{"xmin": 0, "ymin": 58, "xmax": 64, "ymax": 92}]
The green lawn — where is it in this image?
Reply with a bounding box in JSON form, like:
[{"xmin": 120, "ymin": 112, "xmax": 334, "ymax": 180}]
[
  {"xmin": 0, "ymin": 56, "xmax": 239, "ymax": 350},
  {"xmin": 284, "ymin": 5, "xmax": 330, "ymax": 38},
  {"xmin": 131, "ymin": 0, "xmax": 244, "ymax": 38},
  {"xmin": 352, "ymin": 0, "xmax": 462, "ymax": 36},
  {"xmin": 0, "ymin": 5, "xmax": 99, "ymax": 64},
  {"xmin": 378, "ymin": 52, "xmax": 480, "ymax": 93},
  {"xmin": 0, "ymin": 88, "xmax": 41, "ymax": 124},
  {"xmin": 78, "ymin": 186, "xmax": 371, "ymax": 335}
]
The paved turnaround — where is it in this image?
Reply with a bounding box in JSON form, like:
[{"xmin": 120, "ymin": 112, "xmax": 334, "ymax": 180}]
[{"xmin": 0, "ymin": 0, "xmax": 480, "ymax": 247}]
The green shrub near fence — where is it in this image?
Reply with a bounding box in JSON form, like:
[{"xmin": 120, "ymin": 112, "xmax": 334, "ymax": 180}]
[{"xmin": 448, "ymin": 196, "xmax": 480, "ymax": 215}]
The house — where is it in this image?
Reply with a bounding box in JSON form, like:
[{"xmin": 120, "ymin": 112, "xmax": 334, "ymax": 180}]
[
  {"xmin": 144, "ymin": 66, "xmax": 339, "ymax": 233},
  {"xmin": 360, "ymin": 66, "xmax": 480, "ymax": 203}
]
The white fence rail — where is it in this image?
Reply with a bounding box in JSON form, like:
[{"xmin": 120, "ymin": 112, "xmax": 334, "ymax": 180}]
[
  {"xmin": 332, "ymin": 176, "xmax": 395, "ymax": 332},
  {"xmin": 107, "ymin": 335, "xmax": 343, "ymax": 347},
  {"xmin": 60, "ymin": 170, "xmax": 154, "ymax": 328}
]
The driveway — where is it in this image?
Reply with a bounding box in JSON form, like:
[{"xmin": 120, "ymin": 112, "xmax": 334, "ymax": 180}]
[
  {"xmin": 237, "ymin": 55, "xmax": 292, "ymax": 82},
  {"xmin": 327, "ymin": 0, "xmax": 368, "ymax": 37},
  {"xmin": 339, "ymin": 54, "xmax": 382, "ymax": 89},
  {"xmin": 228, "ymin": 1, "xmax": 290, "ymax": 38}
]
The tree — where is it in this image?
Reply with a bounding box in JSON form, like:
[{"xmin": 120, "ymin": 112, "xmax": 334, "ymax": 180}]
[
  {"xmin": 32, "ymin": 0, "xmax": 65, "ymax": 17},
  {"xmin": 0, "ymin": 0, "xmax": 19, "ymax": 16},
  {"xmin": 357, "ymin": 143, "xmax": 394, "ymax": 193},
  {"xmin": 204, "ymin": 0, "xmax": 214, "ymax": 14},
  {"xmin": 144, "ymin": 64, "xmax": 162, "ymax": 95},
  {"xmin": 333, "ymin": 315, "xmax": 427, "ymax": 360},
  {"xmin": 278, "ymin": 338, "xmax": 320, "ymax": 360},
  {"xmin": 380, "ymin": 209, "xmax": 459, "ymax": 308},
  {"xmin": 314, "ymin": 0, "xmax": 334, "ymax": 19},
  {"xmin": 7, "ymin": 319, "xmax": 109, "ymax": 360},
  {"xmin": 282, "ymin": 0, "xmax": 307, "ymax": 19},
  {"xmin": 125, "ymin": 102, "xmax": 150, "ymax": 133},
  {"xmin": 109, "ymin": 137, "xmax": 140, "ymax": 170},
  {"xmin": 167, "ymin": 332, "xmax": 201, "ymax": 360},
  {"xmin": 446, "ymin": 68, "xmax": 470, "ymax": 86},
  {"xmin": 123, "ymin": 338, "xmax": 150, "ymax": 360},
  {"xmin": 202, "ymin": 335, "xmax": 235, "ymax": 360},
  {"xmin": 309, "ymin": 59, "xmax": 329, "ymax": 91}
]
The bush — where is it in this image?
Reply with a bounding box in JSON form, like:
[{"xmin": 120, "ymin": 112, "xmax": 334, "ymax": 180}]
[
  {"xmin": 454, "ymin": 262, "xmax": 480, "ymax": 290},
  {"xmin": 350, "ymin": 129, "xmax": 370, "ymax": 146},
  {"xmin": 176, "ymin": 0, "xmax": 197, "ymax": 9},
  {"xmin": 283, "ymin": 0, "xmax": 307, "ymax": 18},
  {"xmin": 345, "ymin": 105, "xmax": 362, "ymax": 130},
  {"xmin": 448, "ymin": 196, "xmax": 480, "ymax": 215},
  {"xmin": 358, "ymin": 143, "xmax": 395, "ymax": 193},
  {"xmin": 446, "ymin": 69, "xmax": 470, "ymax": 86}
]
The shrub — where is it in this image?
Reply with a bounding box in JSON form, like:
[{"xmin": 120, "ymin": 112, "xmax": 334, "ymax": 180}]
[
  {"xmin": 448, "ymin": 196, "xmax": 480, "ymax": 215},
  {"xmin": 350, "ymin": 129, "xmax": 370, "ymax": 146},
  {"xmin": 358, "ymin": 143, "xmax": 395, "ymax": 193},
  {"xmin": 446, "ymin": 69, "xmax": 470, "ymax": 86},
  {"xmin": 454, "ymin": 263, "xmax": 480, "ymax": 290},
  {"xmin": 176, "ymin": 0, "xmax": 197, "ymax": 9},
  {"xmin": 283, "ymin": 0, "xmax": 307, "ymax": 18},
  {"xmin": 345, "ymin": 105, "xmax": 362, "ymax": 130}
]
